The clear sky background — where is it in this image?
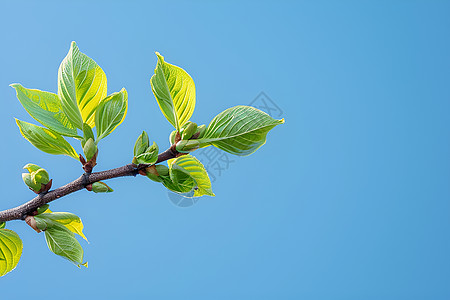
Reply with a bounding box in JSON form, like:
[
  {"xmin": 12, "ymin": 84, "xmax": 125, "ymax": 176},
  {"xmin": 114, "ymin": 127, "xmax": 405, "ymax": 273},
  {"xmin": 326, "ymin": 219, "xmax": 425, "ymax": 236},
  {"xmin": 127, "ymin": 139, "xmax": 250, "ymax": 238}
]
[{"xmin": 1, "ymin": 1, "xmax": 449, "ymax": 299}]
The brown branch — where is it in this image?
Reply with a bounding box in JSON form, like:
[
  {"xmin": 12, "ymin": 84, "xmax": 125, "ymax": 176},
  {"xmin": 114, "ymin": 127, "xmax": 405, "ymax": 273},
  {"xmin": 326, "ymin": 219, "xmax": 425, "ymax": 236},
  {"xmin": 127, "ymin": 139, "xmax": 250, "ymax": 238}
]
[{"xmin": 0, "ymin": 147, "xmax": 178, "ymax": 223}]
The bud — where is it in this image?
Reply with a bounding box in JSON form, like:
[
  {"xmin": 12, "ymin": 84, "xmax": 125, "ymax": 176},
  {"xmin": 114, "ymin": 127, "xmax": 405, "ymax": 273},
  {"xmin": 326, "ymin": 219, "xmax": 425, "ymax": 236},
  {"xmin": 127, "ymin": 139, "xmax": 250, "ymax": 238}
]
[
  {"xmin": 134, "ymin": 142, "xmax": 159, "ymax": 165},
  {"xmin": 134, "ymin": 131, "xmax": 149, "ymax": 157},
  {"xmin": 22, "ymin": 164, "xmax": 52, "ymax": 193},
  {"xmin": 91, "ymin": 181, "xmax": 113, "ymax": 193},
  {"xmin": 83, "ymin": 138, "xmax": 97, "ymax": 161},
  {"xmin": 32, "ymin": 168, "xmax": 49, "ymax": 185},
  {"xmin": 36, "ymin": 204, "xmax": 49, "ymax": 215},
  {"xmin": 145, "ymin": 165, "xmax": 162, "ymax": 182},
  {"xmin": 176, "ymin": 139, "xmax": 200, "ymax": 153},
  {"xmin": 169, "ymin": 130, "xmax": 177, "ymax": 145},
  {"xmin": 25, "ymin": 216, "xmax": 41, "ymax": 233},
  {"xmin": 194, "ymin": 124, "xmax": 206, "ymax": 139},
  {"xmin": 180, "ymin": 121, "xmax": 197, "ymax": 140},
  {"xmin": 82, "ymin": 123, "xmax": 95, "ymax": 148},
  {"xmin": 155, "ymin": 165, "xmax": 169, "ymax": 177}
]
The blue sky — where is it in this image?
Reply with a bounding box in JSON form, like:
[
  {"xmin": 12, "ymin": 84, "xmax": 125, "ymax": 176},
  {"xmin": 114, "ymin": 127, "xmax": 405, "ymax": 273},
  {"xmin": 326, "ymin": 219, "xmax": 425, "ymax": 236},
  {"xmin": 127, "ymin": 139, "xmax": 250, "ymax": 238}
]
[{"xmin": 1, "ymin": 1, "xmax": 450, "ymax": 299}]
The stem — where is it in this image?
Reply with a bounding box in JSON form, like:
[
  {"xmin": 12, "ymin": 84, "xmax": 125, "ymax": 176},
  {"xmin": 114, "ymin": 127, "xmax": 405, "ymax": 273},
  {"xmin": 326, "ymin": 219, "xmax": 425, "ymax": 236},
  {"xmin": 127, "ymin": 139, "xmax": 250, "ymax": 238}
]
[{"xmin": 0, "ymin": 147, "xmax": 178, "ymax": 222}]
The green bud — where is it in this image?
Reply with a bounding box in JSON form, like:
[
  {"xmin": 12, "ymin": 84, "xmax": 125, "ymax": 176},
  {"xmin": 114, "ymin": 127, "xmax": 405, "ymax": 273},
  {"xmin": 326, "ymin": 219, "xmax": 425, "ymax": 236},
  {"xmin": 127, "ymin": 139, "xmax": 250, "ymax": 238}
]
[
  {"xmin": 36, "ymin": 204, "xmax": 49, "ymax": 215},
  {"xmin": 169, "ymin": 130, "xmax": 177, "ymax": 145},
  {"xmin": 32, "ymin": 168, "xmax": 49, "ymax": 185},
  {"xmin": 83, "ymin": 123, "xmax": 95, "ymax": 144},
  {"xmin": 180, "ymin": 122, "xmax": 197, "ymax": 140},
  {"xmin": 83, "ymin": 138, "xmax": 97, "ymax": 161},
  {"xmin": 91, "ymin": 181, "xmax": 113, "ymax": 193},
  {"xmin": 155, "ymin": 165, "xmax": 169, "ymax": 177},
  {"xmin": 176, "ymin": 140, "xmax": 200, "ymax": 153},
  {"xmin": 23, "ymin": 163, "xmax": 41, "ymax": 173},
  {"xmin": 135, "ymin": 142, "xmax": 159, "ymax": 165},
  {"xmin": 0, "ymin": 222, "xmax": 5, "ymax": 229},
  {"xmin": 195, "ymin": 124, "xmax": 206, "ymax": 139},
  {"xmin": 134, "ymin": 131, "xmax": 149, "ymax": 157},
  {"xmin": 22, "ymin": 173, "xmax": 42, "ymax": 192},
  {"xmin": 145, "ymin": 165, "xmax": 164, "ymax": 182}
]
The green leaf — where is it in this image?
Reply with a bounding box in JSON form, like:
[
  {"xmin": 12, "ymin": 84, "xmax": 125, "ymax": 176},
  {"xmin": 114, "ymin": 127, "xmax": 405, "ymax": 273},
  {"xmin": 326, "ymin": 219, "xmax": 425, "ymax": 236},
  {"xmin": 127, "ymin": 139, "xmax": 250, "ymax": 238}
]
[
  {"xmin": 150, "ymin": 52, "xmax": 196, "ymax": 131},
  {"xmin": 16, "ymin": 119, "xmax": 78, "ymax": 159},
  {"xmin": 58, "ymin": 41, "xmax": 107, "ymax": 129},
  {"xmin": 135, "ymin": 142, "xmax": 159, "ymax": 165},
  {"xmin": 0, "ymin": 229, "xmax": 23, "ymax": 277},
  {"xmin": 10, "ymin": 84, "xmax": 80, "ymax": 138},
  {"xmin": 44, "ymin": 222, "xmax": 86, "ymax": 267},
  {"xmin": 134, "ymin": 131, "xmax": 149, "ymax": 157},
  {"xmin": 169, "ymin": 155, "xmax": 214, "ymax": 197},
  {"xmin": 161, "ymin": 171, "xmax": 195, "ymax": 194},
  {"xmin": 35, "ymin": 212, "xmax": 88, "ymax": 242},
  {"xmin": 95, "ymin": 88, "xmax": 128, "ymax": 141},
  {"xmin": 199, "ymin": 106, "xmax": 284, "ymax": 156}
]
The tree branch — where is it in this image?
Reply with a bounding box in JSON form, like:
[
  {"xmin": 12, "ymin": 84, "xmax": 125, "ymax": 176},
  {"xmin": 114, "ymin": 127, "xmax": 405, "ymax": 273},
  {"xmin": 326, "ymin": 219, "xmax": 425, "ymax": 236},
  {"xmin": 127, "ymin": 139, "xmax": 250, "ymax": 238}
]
[{"xmin": 0, "ymin": 147, "xmax": 179, "ymax": 223}]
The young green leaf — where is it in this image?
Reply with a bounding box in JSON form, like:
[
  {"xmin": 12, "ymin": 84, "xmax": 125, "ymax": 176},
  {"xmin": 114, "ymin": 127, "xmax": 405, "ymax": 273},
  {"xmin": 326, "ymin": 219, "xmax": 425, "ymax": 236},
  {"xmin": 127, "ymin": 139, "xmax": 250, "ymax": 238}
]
[
  {"xmin": 199, "ymin": 106, "xmax": 284, "ymax": 156},
  {"xmin": 150, "ymin": 52, "xmax": 196, "ymax": 131},
  {"xmin": 169, "ymin": 155, "xmax": 214, "ymax": 197},
  {"xmin": 134, "ymin": 131, "xmax": 150, "ymax": 157},
  {"xmin": 82, "ymin": 123, "xmax": 95, "ymax": 144},
  {"xmin": 161, "ymin": 171, "xmax": 195, "ymax": 194},
  {"xmin": 135, "ymin": 142, "xmax": 159, "ymax": 165},
  {"xmin": 35, "ymin": 212, "xmax": 88, "ymax": 242},
  {"xmin": 0, "ymin": 229, "xmax": 23, "ymax": 277},
  {"xmin": 95, "ymin": 88, "xmax": 128, "ymax": 141},
  {"xmin": 16, "ymin": 119, "xmax": 78, "ymax": 159},
  {"xmin": 44, "ymin": 222, "xmax": 86, "ymax": 267},
  {"xmin": 10, "ymin": 84, "xmax": 80, "ymax": 138},
  {"xmin": 58, "ymin": 41, "xmax": 107, "ymax": 129}
]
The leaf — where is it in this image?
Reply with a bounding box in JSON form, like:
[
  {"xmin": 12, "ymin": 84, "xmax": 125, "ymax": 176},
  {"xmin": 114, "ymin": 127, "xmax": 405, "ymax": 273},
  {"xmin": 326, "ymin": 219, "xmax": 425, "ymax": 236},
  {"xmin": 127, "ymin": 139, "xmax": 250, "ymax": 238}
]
[
  {"xmin": 16, "ymin": 119, "xmax": 78, "ymax": 159},
  {"xmin": 58, "ymin": 41, "xmax": 107, "ymax": 129},
  {"xmin": 134, "ymin": 131, "xmax": 149, "ymax": 157},
  {"xmin": 169, "ymin": 155, "xmax": 214, "ymax": 197},
  {"xmin": 95, "ymin": 88, "xmax": 128, "ymax": 141},
  {"xmin": 161, "ymin": 171, "xmax": 195, "ymax": 194},
  {"xmin": 35, "ymin": 212, "xmax": 88, "ymax": 242},
  {"xmin": 0, "ymin": 229, "xmax": 23, "ymax": 277},
  {"xmin": 150, "ymin": 52, "xmax": 196, "ymax": 131},
  {"xmin": 10, "ymin": 84, "xmax": 80, "ymax": 138},
  {"xmin": 44, "ymin": 222, "xmax": 86, "ymax": 267},
  {"xmin": 199, "ymin": 106, "xmax": 284, "ymax": 156}
]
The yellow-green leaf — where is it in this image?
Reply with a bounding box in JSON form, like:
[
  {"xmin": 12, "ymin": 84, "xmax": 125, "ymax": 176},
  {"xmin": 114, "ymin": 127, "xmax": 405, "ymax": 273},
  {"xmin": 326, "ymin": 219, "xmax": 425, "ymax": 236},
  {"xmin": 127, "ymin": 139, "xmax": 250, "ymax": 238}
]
[
  {"xmin": 35, "ymin": 211, "xmax": 88, "ymax": 242},
  {"xmin": 10, "ymin": 84, "xmax": 80, "ymax": 137},
  {"xmin": 44, "ymin": 223, "xmax": 86, "ymax": 267},
  {"xmin": 95, "ymin": 88, "xmax": 128, "ymax": 141},
  {"xmin": 170, "ymin": 155, "xmax": 214, "ymax": 197},
  {"xmin": 199, "ymin": 106, "xmax": 284, "ymax": 156},
  {"xmin": 16, "ymin": 119, "xmax": 78, "ymax": 159},
  {"xmin": 0, "ymin": 229, "xmax": 23, "ymax": 277},
  {"xmin": 58, "ymin": 41, "xmax": 107, "ymax": 129},
  {"xmin": 150, "ymin": 52, "xmax": 195, "ymax": 131}
]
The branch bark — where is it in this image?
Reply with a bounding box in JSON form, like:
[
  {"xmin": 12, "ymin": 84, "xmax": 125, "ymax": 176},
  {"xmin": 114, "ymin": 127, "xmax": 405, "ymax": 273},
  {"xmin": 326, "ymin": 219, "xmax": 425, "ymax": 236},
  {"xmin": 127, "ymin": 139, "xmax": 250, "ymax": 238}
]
[{"xmin": 0, "ymin": 147, "xmax": 178, "ymax": 223}]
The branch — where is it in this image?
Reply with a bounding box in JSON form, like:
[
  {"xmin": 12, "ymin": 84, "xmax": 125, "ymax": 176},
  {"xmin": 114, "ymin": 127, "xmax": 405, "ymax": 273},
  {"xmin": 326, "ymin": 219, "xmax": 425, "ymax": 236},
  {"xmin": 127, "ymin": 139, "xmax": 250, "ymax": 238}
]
[{"xmin": 0, "ymin": 147, "xmax": 179, "ymax": 223}]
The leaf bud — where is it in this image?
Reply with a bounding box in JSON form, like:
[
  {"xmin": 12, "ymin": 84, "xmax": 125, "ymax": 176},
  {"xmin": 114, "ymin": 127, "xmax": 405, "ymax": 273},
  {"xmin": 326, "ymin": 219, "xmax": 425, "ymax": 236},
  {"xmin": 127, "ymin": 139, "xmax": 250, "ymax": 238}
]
[
  {"xmin": 176, "ymin": 139, "xmax": 200, "ymax": 153},
  {"xmin": 91, "ymin": 181, "xmax": 113, "ymax": 193},
  {"xmin": 180, "ymin": 121, "xmax": 197, "ymax": 140},
  {"xmin": 32, "ymin": 168, "xmax": 50, "ymax": 185},
  {"xmin": 194, "ymin": 124, "xmax": 206, "ymax": 139},
  {"xmin": 169, "ymin": 130, "xmax": 177, "ymax": 145},
  {"xmin": 22, "ymin": 173, "xmax": 42, "ymax": 193},
  {"xmin": 134, "ymin": 131, "xmax": 150, "ymax": 157},
  {"xmin": 82, "ymin": 123, "xmax": 95, "ymax": 148},
  {"xmin": 83, "ymin": 138, "xmax": 97, "ymax": 161}
]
